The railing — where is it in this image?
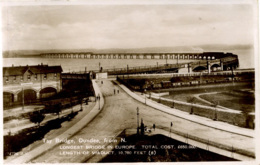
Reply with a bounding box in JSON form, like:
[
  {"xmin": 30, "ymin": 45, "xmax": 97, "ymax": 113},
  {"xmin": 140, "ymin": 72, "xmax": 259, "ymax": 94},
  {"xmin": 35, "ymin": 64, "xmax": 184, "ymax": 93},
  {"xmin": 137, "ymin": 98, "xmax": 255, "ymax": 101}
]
[
  {"xmin": 117, "ymin": 70, "xmax": 254, "ymax": 79},
  {"xmin": 61, "ymin": 73, "xmax": 89, "ymax": 79}
]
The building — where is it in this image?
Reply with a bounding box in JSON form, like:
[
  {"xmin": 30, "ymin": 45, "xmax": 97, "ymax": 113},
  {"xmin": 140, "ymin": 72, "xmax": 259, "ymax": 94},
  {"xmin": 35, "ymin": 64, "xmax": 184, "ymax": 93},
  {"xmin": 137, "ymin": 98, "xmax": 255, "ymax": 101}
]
[{"xmin": 3, "ymin": 64, "xmax": 63, "ymax": 108}]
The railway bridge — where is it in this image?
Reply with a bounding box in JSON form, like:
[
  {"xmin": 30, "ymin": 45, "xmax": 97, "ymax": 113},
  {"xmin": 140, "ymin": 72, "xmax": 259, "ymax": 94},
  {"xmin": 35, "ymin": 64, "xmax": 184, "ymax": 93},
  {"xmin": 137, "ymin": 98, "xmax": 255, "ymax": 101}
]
[{"xmin": 41, "ymin": 52, "xmax": 237, "ymax": 61}]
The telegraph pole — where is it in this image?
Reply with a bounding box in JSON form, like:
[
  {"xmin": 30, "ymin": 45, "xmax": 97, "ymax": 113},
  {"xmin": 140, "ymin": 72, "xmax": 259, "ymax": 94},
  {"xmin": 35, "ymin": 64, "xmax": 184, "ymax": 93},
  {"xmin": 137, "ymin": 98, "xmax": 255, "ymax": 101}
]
[
  {"xmin": 137, "ymin": 107, "xmax": 139, "ymax": 135},
  {"xmin": 22, "ymin": 86, "xmax": 24, "ymax": 111}
]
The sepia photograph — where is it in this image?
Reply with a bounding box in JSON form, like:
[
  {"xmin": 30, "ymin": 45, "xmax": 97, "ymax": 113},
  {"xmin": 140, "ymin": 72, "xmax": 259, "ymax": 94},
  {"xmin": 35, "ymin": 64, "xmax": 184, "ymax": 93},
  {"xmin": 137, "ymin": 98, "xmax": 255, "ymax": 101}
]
[{"xmin": 1, "ymin": 0, "xmax": 259, "ymax": 164}]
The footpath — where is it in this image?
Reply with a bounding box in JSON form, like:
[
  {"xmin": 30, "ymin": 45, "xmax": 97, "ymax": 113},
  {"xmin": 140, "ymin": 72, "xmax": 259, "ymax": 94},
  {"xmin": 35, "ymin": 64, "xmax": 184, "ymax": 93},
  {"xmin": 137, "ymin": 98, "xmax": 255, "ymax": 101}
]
[
  {"xmin": 6, "ymin": 80, "xmax": 104, "ymax": 164},
  {"xmin": 123, "ymin": 128, "xmax": 254, "ymax": 161}
]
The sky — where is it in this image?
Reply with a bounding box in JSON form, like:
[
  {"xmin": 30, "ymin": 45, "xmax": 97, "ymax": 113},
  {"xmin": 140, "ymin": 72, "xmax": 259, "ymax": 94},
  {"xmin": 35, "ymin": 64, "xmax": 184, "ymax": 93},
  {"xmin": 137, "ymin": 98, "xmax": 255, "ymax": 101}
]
[{"xmin": 1, "ymin": 2, "xmax": 256, "ymax": 51}]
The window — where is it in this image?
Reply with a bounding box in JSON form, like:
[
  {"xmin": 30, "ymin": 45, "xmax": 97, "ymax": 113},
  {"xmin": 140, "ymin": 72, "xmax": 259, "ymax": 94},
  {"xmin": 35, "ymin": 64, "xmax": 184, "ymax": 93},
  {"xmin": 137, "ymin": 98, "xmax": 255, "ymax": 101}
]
[
  {"xmin": 54, "ymin": 73, "xmax": 57, "ymax": 78},
  {"xmin": 27, "ymin": 75, "xmax": 31, "ymax": 80},
  {"xmin": 44, "ymin": 74, "xmax": 47, "ymax": 80}
]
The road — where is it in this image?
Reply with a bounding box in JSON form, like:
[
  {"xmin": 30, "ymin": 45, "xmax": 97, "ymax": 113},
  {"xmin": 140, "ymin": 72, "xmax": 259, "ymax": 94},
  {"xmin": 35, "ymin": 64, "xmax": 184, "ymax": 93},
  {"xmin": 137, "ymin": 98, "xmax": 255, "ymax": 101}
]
[{"xmin": 9, "ymin": 79, "xmax": 254, "ymax": 163}]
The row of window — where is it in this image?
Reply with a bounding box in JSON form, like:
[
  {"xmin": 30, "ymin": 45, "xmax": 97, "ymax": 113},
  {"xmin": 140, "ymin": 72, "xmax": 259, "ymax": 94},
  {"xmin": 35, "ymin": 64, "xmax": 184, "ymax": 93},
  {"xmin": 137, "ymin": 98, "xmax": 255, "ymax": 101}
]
[{"xmin": 5, "ymin": 73, "xmax": 57, "ymax": 82}]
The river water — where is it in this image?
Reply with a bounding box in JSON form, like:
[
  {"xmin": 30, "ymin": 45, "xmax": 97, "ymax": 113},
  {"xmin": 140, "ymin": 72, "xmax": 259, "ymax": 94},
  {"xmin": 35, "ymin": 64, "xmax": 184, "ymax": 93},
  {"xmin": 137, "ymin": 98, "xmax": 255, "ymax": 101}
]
[{"xmin": 2, "ymin": 48, "xmax": 254, "ymax": 72}]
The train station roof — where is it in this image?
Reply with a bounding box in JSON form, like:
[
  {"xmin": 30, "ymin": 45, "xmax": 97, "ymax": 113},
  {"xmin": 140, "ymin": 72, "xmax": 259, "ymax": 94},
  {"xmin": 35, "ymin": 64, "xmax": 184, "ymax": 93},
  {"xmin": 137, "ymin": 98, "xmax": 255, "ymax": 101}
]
[{"xmin": 3, "ymin": 65, "xmax": 63, "ymax": 76}]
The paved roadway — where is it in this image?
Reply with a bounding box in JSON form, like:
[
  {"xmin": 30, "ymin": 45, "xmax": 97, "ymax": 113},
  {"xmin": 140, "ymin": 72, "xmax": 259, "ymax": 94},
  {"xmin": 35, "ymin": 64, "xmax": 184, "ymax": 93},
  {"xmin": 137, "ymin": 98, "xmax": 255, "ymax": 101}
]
[
  {"xmin": 7, "ymin": 79, "xmax": 254, "ymax": 163},
  {"xmin": 29, "ymin": 79, "xmax": 254, "ymax": 163}
]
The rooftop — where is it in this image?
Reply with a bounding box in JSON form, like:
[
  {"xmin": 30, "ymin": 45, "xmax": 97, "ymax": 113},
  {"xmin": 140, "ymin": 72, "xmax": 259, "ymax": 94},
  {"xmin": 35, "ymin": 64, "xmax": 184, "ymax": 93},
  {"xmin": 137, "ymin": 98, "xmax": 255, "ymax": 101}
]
[{"xmin": 3, "ymin": 64, "xmax": 63, "ymax": 76}]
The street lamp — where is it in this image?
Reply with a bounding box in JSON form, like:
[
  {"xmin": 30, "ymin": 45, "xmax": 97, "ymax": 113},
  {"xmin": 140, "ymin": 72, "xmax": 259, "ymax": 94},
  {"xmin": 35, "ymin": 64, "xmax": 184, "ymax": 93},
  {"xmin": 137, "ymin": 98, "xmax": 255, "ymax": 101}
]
[
  {"xmin": 80, "ymin": 96, "xmax": 83, "ymax": 111},
  {"xmin": 144, "ymin": 89, "xmax": 147, "ymax": 104},
  {"xmin": 158, "ymin": 89, "xmax": 161, "ymax": 103},
  {"xmin": 22, "ymin": 86, "xmax": 24, "ymax": 111},
  {"xmin": 98, "ymin": 94, "xmax": 100, "ymax": 110},
  {"xmin": 137, "ymin": 107, "xmax": 139, "ymax": 135}
]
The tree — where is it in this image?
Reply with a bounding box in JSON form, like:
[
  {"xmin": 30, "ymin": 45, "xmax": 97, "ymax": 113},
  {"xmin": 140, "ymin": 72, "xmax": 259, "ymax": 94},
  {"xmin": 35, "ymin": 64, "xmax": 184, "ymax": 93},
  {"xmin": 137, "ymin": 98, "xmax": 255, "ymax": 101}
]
[
  {"xmin": 29, "ymin": 111, "xmax": 45, "ymax": 127},
  {"xmin": 187, "ymin": 96, "xmax": 195, "ymax": 114}
]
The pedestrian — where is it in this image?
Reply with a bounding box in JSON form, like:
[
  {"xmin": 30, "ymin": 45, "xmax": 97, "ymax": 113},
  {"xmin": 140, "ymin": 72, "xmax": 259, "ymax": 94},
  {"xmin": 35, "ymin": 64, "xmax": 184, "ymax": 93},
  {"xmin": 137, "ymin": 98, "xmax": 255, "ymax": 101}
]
[
  {"xmin": 153, "ymin": 124, "xmax": 156, "ymax": 131},
  {"xmin": 117, "ymin": 90, "xmax": 119, "ymax": 93},
  {"xmin": 101, "ymin": 81, "xmax": 103, "ymax": 84}
]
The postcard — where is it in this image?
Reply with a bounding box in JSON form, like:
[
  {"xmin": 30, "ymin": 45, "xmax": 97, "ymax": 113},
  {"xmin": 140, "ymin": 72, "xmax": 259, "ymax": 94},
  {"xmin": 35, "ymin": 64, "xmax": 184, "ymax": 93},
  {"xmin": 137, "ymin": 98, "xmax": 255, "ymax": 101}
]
[{"xmin": 1, "ymin": 0, "xmax": 259, "ymax": 164}]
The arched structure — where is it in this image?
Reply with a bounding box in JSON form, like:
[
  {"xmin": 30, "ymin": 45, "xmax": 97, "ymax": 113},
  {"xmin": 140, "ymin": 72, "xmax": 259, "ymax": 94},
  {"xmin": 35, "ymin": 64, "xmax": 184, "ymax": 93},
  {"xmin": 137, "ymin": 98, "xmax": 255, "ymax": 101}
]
[
  {"xmin": 3, "ymin": 92, "xmax": 14, "ymax": 107},
  {"xmin": 40, "ymin": 87, "xmax": 57, "ymax": 99},
  {"xmin": 193, "ymin": 66, "xmax": 207, "ymax": 72},
  {"xmin": 17, "ymin": 89, "xmax": 37, "ymax": 104},
  {"xmin": 211, "ymin": 64, "xmax": 221, "ymax": 71},
  {"xmin": 3, "ymin": 65, "xmax": 63, "ymax": 108}
]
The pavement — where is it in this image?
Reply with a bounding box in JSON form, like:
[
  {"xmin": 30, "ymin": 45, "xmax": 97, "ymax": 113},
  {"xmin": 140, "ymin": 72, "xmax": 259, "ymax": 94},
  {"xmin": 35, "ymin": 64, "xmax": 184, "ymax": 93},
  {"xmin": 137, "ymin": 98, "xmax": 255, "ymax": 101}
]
[
  {"xmin": 5, "ymin": 80, "xmax": 104, "ymax": 164},
  {"xmin": 124, "ymin": 128, "xmax": 254, "ymax": 161}
]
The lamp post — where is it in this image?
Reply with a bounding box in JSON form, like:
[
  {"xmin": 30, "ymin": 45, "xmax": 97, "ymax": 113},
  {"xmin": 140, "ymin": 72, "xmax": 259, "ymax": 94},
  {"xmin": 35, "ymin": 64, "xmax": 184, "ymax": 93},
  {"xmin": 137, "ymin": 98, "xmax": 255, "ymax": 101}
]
[
  {"xmin": 98, "ymin": 94, "xmax": 100, "ymax": 110},
  {"xmin": 137, "ymin": 107, "xmax": 139, "ymax": 135},
  {"xmin": 144, "ymin": 89, "xmax": 147, "ymax": 104},
  {"xmin": 22, "ymin": 86, "xmax": 24, "ymax": 111},
  {"xmin": 158, "ymin": 89, "xmax": 161, "ymax": 103},
  {"xmin": 80, "ymin": 96, "xmax": 83, "ymax": 111}
]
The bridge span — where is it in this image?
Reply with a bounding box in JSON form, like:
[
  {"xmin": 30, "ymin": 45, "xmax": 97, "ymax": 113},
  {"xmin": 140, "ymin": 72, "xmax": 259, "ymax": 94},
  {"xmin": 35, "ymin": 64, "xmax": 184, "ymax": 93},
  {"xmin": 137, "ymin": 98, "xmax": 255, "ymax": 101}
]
[{"xmin": 41, "ymin": 51, "xmax": 237, "ymax": 61}]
